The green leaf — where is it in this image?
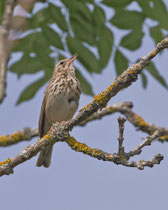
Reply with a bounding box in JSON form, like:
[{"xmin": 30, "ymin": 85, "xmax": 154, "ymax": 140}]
[
  {"xmin": 141, "ymin": 72, "xmax": 148, "ymax": 89},
  {"xmin": 62, "ymin": 0, "xmax": 92, "ymax": 22},
  {"xmin": 92, "ymin": 6, "xmax": 105, "ymax": 37},
  {"xmin": 97, "ymin": 26, "xmax": 113, "ymax": 68},
  {"xmin": 145, "ymin": 62, "xmax": 168, "ymax": 89},
  {"xmin": 13, "ymin": 32, "xmax": 49, "ymax": 53},
  {"xmin": 66, "ymin": 36, "xmax": 101, "ymax": 73},
  {"xmin": 10, "ymin": 53, "xmax": 55, "ymax": 77},
  {"xmin": 70, "ymin": 15, "xmax": 95, "ymax": 45},
  {"xmin": 92, "ymin": 6, "xmax": 113, "ymax": 68},
  {"xmin": 120, "ymin": 29, "xmax": 144, "ymax": 50},
  {"xmin": 102, "ymin": 0, "xmax": 132, "ymax": 8},
  {"xmin": 137, "ymin": 0, "xmax": 168, "ymax": 30},
  {"xmin": 76, "ymin": 69, "xmax": 94, "ymax": 96},
  {"xmin": 48, "ymin": 3, "xmax": 68, "ymax": 31},
  {"xmin": 149, "ymin": 25, "xmax": 163, "ymax": 45},
  {"xmin": 114, "ymin": 49, "xmax": 128, "ymax": 75},
  {"xmin": 16, "ymin": 76, "xmax": 48, "ymax": 105},
  {"xmin": 92, "ymin": 6, "xmax": 105, "ymax": 26},
  {"xmin": 10, "ymin": 54, "xmax": 44, "ymax": 76},
  {"xmin": 110, "ymin": 10, "xmax": 145, "ymax": 29},
  {"xmin": 27, "ymin": 7, "xmax": 53, "ymax": 29},
  {"xmin": 67, "ymin": 0, "xmax": 95, "ymax": 45},
  {"xmin": 12, "ymin": 31, "xmax": 55, "ymax": 67},
  {"xmin": 42, "ymin": 26, "xmax": 64, "ymax": 50}
]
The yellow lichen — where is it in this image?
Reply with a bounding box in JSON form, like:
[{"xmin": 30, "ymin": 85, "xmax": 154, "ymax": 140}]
[
  {"xmin": 80, "ymin": 103, "xmax": 91, "ymax": 111},
  {"xmin": 127, "ymin": 69, "xmax": 135, "ymax": 74},
  {"xmin": 38, "ymin": 134, "xmax": 52, "ymax": 142},
  {"xmin": 66, "ymin": 136, "xmax": 102, "ymax": 156},
  {"xmin": 94, "ymin": 83, "xmax": 116, "ymax": 106},
  {"xmin": 150, "ymin": 51, "xmax": 156, "ymax": 57},
  {"xmin": 133, "ymin": 114, "xmax": 150, "ymax": 127},
  {"xmin": 94, "ymin": 92, "xmax": 106, "ymax": 105},
  {"xmin": 0, "ymin": 158, "xmax": 11, "ymax": 166},
  {"xmin": 106, "ymin": 83, "xmax": 116, "ymax": 93},
  {"xmin": 0, "ymin": 131, "xmax": 27, "ymax": 146},
  {"xmin": 159, "ymin": 135, "xmax": 168, "ymax": 141}
]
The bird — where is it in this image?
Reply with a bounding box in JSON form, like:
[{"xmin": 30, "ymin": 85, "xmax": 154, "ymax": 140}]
[{"xmin": 36, "ymin": 54, "xmax": 81, "ymax": 167}]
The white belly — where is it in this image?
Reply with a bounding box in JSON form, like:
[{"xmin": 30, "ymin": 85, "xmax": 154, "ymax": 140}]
[{"xmin": 46, "ymin": 92, "xmax": 78, "ymax": 123}]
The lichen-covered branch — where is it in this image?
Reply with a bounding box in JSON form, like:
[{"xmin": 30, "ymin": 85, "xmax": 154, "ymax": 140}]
[
  {"xmin": 1, "ymin": 37, "xmax": 168, "ymax": 175},
  {"xmin": 65, "ymin": 133, "xmax": 163, "ymax": 170},
  {"xmin": 68, "ymin": 37, "xmax": 168, "ymax": 130},
  {"xmin": 0, "ymin": 123, "xmax": 69, "ymax": 176},
  {"xmin": 0, "ymin": 122, "xmax": 163, "ymax": 176},
  {"xmin": 79, "ymin": 102, "xmax": 133, "ymax": 126},
  {"xmin": 0, "ymin": 128, "xmax": 38, "ymax": 147},
  {"xmin": 0, "ymin": 0, "xmax": 16, "ymax": 104},
  {"xmin": 79, "ymin": 102, "xmax": 168, "ymax": 141},
  {"xmin": 122, "ymin": 109, "xmax": 168, "ymax": 141}
]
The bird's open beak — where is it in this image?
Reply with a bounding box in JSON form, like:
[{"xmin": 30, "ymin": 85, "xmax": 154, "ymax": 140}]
[{"xmin": 67, "ymin": 53, "xmax": 78, "ymax": 65}]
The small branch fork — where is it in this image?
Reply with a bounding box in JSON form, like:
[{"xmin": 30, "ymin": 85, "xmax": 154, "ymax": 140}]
[
  {"xmin": 0, "ymin": 122, "xmax": 163, "ymax": 176},
  {"xmin": 0, "ymin": 37, "xmax": 168, "ymax": 176}
]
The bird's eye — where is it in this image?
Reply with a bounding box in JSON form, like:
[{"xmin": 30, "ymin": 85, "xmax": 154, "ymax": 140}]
[{"xmin": 60, "ymin": 61, "xmax": 64, "ymax": 65}]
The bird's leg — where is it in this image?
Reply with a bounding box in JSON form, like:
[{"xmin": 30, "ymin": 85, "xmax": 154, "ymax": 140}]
[{"xmin": 49, "ymin": 125, "xmax": 55, "ymax": 132}]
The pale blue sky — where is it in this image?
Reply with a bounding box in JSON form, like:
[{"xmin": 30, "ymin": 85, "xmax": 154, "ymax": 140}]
[{"xmin": 0, "ymin": 2, "xmax": 168, "ymax": 210}]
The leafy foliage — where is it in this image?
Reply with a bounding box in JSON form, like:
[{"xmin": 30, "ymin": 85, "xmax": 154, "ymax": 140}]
[
  {"xmin": 145, "ymin": 62, "xmax": 167, "ymax": 89},
  {"xmin": 3, "ymin": 0, "xmax": 167, "ymax": 104}
]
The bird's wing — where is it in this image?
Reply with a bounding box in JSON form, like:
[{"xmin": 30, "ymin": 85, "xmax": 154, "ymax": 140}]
[{"xmin": 38, "ymin": 94, "xmax": 49, "ymax": 138}]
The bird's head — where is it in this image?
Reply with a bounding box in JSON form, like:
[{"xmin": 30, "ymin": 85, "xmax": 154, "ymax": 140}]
[{"xmin": 54, "ymin": 54, "xmax": 78, "ymax": 75}]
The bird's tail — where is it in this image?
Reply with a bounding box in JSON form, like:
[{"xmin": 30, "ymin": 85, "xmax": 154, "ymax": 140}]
[{"xmin": 36, "ymin": 144, "xmax": 53, "ymax": 168}]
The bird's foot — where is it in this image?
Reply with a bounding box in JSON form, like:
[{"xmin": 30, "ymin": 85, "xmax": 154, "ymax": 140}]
[
  {"xmin": 60, "ymin": 120, "xmax": 70, "ymax": 129},
  {"xmin": 49, "ymin": 125, "xmax": 54, "ymax": 132}
]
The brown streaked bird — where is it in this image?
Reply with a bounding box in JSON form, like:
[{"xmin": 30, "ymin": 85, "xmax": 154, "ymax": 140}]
[{"xmin": 36, "ymin": 54, "xmax": 81, "ymax": 167}]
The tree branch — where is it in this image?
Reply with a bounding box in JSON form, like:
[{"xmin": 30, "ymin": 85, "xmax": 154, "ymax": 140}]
[
  {"xmin": 0, "ymin": 125, "xmax": 163, "ymax": 176},
  {"xmin": 79, "ymin": 102, "xmax": 168, "ymax": 141},
  {"xmin": 0, "ymin": 0, "xmax": 16, "ymax": 104},
  {"xmin": 0, "ymin": 37, "xmax": 168, "ymax": 175},
  {"xmin": 0, "ymin": 128, "xmax": 38, "ymax": 146},
  {"xmin": 68, "ymin": 37, "xmax": 168, "ymax": 130}
]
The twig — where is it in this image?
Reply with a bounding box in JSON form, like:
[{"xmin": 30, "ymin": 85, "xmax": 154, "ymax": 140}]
[
  {"xmin": 79, "ymin": 102, "xmax": 168, "ymax": 141},
  {"xmin": 125, "ymin": 130, "xmax": 161, "ymax": 159},
  {"xmin": 0, "ymin": 0, "xmax": 16, "ymax": 104},
  {"xmin": 0, "ymin": 128, "xmax": 38, "ymax": 147},
  {"xmin": 117, "ymin": 117, "xmax": 126, "ymax": 155},
  {"xmin": 79, "ymin": 102, "xmax": 133, "ymax": 126},
  {"xmin": 65, "ymin": 135, "xmax": 163, "ymax": 171}
]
